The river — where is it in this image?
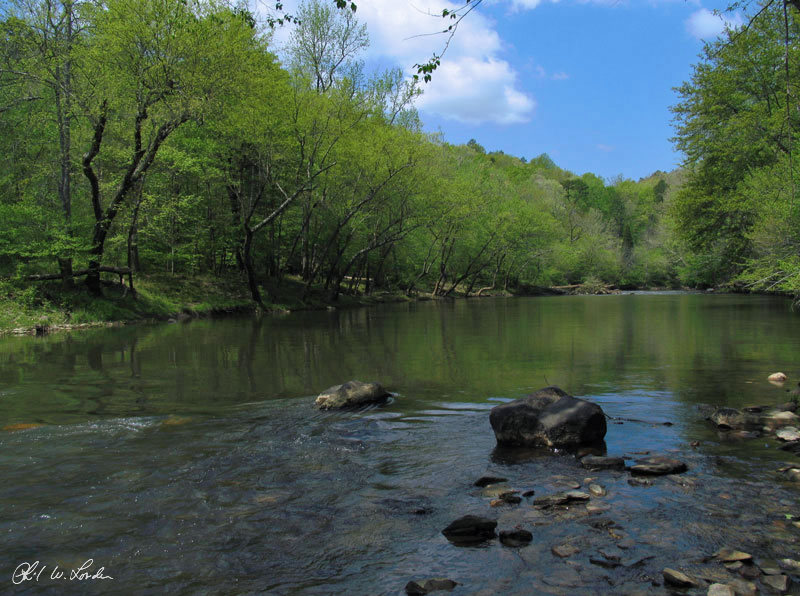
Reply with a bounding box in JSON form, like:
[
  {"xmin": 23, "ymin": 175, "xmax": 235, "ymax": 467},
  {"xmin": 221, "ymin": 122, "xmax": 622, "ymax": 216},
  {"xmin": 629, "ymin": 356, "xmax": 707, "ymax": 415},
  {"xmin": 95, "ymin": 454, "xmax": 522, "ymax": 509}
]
[{"xmin": 1, "ymin": 294, "xmax": 799, "ymax": 594}]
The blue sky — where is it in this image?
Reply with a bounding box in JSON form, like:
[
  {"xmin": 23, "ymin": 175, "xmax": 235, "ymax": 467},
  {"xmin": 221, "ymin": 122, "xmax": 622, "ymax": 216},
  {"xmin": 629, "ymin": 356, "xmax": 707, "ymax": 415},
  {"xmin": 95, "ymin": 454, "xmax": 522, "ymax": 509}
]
[
  {"xmin": 275, "ymin": 0, "xmax": 744, "ymax": 181},
  {"xmin": 350, "ymin": 0, "xmax": 741, "ymax": 179}
]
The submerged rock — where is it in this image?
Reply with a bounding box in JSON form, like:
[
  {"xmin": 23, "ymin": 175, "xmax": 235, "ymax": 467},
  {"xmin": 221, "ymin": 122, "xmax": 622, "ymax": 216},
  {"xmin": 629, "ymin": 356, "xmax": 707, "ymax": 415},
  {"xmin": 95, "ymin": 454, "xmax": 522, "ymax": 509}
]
[
  {"xmin": 534, "ymin": 490, "xmax": 590, "ymax": 509},
  {"xmin": 405, "ymin": 578, "xmax": 458, "ymax": 595},
  {"xmin": 762, "ymin": 573, "xmax": 791, "ymax": 593},
  {"xmin": 474, "ymin": 475, "xmax": 508, "ymax": 487},
  {"xmin": 551, "ymin": 544, "xmax": 580, "ymax": 558},
  {"xmin": 499, "ymin": 529, "xmax": 533, "ymax": 547},
  {"xmin": 707, "ymin": 584, "xmax": 735, "ymax": 596},
  {"xmin": 489, "ymin": 386, "xmax": 607, "ymax": 448},
  {"xmin": 630, "ymin": 456, "xmax": 687, "ymax": 476},
  {"xmin": 314, "ymin": 380, "xmax": 390, "ymax": 409},
  {"xmin": 441, "ymin": 515, "xmax": 497, "ymax": 544},
  {"xmin": 580, "ymin": 455, "xmax": 626, "ymax": 470},
  {"xmin": 710, "ymin": 407, "xmax": 748, "ymax": 430},
  {"xmin": 763, "ymin": 411, "xmax": 800, "ymax": 431}
]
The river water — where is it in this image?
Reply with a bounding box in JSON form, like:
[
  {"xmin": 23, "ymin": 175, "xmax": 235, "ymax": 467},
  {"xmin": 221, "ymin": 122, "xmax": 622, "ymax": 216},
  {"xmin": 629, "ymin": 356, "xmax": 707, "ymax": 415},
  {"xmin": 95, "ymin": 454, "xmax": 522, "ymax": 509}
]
[{"xmin": 1, "ymin": 294, "xmax": 800, "ymax": 594}]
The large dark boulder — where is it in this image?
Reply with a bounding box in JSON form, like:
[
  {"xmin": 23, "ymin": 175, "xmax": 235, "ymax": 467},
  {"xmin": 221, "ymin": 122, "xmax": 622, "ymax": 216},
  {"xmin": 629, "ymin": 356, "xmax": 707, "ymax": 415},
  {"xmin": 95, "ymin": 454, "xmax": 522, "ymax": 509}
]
[
  {"xmin": 314, "ymin": 380, "xmax": 391, "ymax": 410},
  {"xmin": 489, "ymin": 386, "xmax": 607, "ymax": 448}
]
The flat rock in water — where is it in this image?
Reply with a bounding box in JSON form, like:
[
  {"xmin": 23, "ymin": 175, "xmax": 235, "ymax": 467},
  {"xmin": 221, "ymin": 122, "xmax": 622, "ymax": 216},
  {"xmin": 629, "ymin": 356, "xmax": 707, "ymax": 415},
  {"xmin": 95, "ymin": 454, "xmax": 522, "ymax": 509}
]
[
  {"xmin": 552, "ymin": 544, "xmax": 580, "ymax": 558},
  {"xmin": 713, "ymin": 548, "xmax": 753, "ymax": 563},
  {"xmin": 663, "ymin": 568, "xmax": 701, "ymax": 588},
  {"xmin": 776, "ymin": 427, "xmax": 800, "ymax": 442},
  {"xmin": 630, "ymin": 456, "xmax": 687, "ymax": 476},
  {"xmin": 474, "ymin": 475, "xmax": 508, "ymax": 487},
  {"xmin": 534, "ymin": 491, "xmax": 588, "ymax": 509},
  {"xmin": 442, "ymin": 515, "xmax": 497, "ymax": 544},
  {"xmin": 489, "ymin": 386, "xmax": 607, "ymax": 448},
  {"xmin": 628, "ymin": 477, "xmax": 653, "ymax": 487},
  {"xmin": 707, "ymin": 584, "xmax": 735, "ymax": 596},
  {"xmin": 314, "ymin": 380, "xmax": 390, "ymax": 409},
  {"xmin": 580, "ymin": 455, "xmax": 626, "ymax": 470},
  {"xmin": 762, "ymin": 574, "xmax": 790, "ymax": 593},
  {"xmin": 499, "ymin": 529, "xmax": 533, "ymax": 547},
  {"xmin": 405, "ymin": 578, "xmax": 458, "ymax": 595}
]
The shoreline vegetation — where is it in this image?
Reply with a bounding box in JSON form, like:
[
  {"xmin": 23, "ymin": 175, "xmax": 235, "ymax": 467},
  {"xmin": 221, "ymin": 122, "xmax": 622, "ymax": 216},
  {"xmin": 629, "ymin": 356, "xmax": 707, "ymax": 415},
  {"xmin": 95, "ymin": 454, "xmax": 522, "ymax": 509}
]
[
  {"xmin": 0, "ymin": 273, "xmax": 789, "ymax": 337},
  {"xmin": 2, "ymin": 0, "xmax": 799, "ymax": 335}
]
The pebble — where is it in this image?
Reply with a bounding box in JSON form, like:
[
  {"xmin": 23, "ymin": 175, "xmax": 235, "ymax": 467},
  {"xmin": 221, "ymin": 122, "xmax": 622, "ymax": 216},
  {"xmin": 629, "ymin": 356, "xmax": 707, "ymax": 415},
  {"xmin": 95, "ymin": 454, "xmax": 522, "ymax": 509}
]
[
  {"xmin": 707, "ymin": 583, "xmax": 735, "ymax": 596},
  {"xmin": 551, "ymin": 544, "xmax": 580, "ymax": 558},
  {"xmin": 588, "ymin": 484, "xmax": 606, "ymax": 497}
]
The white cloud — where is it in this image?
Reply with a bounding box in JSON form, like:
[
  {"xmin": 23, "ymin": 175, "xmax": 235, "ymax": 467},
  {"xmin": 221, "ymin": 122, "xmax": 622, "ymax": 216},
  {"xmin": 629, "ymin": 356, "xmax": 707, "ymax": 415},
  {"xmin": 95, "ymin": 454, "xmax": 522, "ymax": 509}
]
[
  {"xmin": 416, "ymin": 57, "xmax": 536, "ymax": 123},
  {"xmin": 551, "ymin": 71, "xmax": 569, "ymax": 80},
  {"xmin": 267, "ymin": 0, "xmax": 536, "ymax": 125},
  {"xmin": 685, "ymin": 8, "xmax": 743, "ymax": 40}
]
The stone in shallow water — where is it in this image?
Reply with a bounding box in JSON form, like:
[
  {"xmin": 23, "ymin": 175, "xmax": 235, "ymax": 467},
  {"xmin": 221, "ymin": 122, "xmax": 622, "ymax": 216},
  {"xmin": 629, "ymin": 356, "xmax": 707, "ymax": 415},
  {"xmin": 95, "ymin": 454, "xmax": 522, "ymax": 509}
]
[
  {"xmin": 775, "ymin": 427, "xmax": 800, "ymax": 442},
  {"xmin": 441, "ymin": 515, "xmax": 497, "ymax": 544},
  {"xmin": 580, "ymin": 455, "xmax": 626, "ymax": 470},
  {"xmin": 489, "ymin": 386, "xmax": 607, "ymax": 448},
  {"xmin": 405, "ymin": 578, "xmax": 458, "ymax": 595},
  {"xmin": 588, "ymin": 483, "xmax": 606, "ymax": 497},
  {"xmin": 662, "ymin": 568, "xmax": 701, "ymax": 588},
  {"xmin": 707, "ymin": 584, "xmax": 735, "ymax": 596},
  {"xmin": 551, "ymin": 544, "xmax": 580, "ymax": 558},
  {"xmin": 727, "ymin": 579, "xmax": 757, "ymax": 596},
  {"xmin": 499, "ymin": 529, "xmax": 533, "ymax": 547},
  {"xmin": 533, "ymin": 491, "xmax": 589, "ymax": 509},
  {"xmin": 474, "ymin": 475, "xmax": 508, "ymax": 487},
  {"xmin": 630, "ymin": 456, "xmax": 687, "ymax": 476},
  {"xmin": 763, "ymin": 411, "xmax": 800, "ymax": 430},
  {"xmin": 738, "ymin": 564, "xmax": 760, "ymax": 580},
  {"xmin": 713, "ymin": 547, "xmax": 753, "ymax": 563},
  {"xmin": 628, "ymin": 477, "xmax": 653, "ymax": 487},
  {"xmin": 314, "ymin": 380, "xmax": 390, "ymax": 409},
  {"xmin": 762, "ymin": 574, "xmax": 790, "ymax": 593}
]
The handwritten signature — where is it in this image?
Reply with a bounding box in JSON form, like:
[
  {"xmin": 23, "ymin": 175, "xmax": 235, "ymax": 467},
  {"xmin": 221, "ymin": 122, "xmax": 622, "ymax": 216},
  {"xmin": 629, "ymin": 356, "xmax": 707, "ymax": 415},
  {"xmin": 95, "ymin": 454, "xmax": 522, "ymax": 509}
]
[{"xmin": 12, "ymin": 560, "xmax": 113, "ymax": 584}]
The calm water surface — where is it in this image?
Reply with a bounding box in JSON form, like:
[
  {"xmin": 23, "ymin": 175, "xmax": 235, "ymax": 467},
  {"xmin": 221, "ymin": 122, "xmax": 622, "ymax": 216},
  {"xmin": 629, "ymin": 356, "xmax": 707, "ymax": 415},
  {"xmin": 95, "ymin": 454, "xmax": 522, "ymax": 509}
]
[{"xmin": 1, "ymin": 294, "xmax": 800, "ymax": 594}]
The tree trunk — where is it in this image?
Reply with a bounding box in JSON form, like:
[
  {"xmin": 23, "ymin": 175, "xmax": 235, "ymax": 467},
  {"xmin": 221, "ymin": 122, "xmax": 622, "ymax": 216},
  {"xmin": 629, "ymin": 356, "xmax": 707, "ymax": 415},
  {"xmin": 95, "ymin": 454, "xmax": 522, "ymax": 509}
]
[{"xmin": 243, "ymin": 227, "xmax": 266, "ymax": 309}]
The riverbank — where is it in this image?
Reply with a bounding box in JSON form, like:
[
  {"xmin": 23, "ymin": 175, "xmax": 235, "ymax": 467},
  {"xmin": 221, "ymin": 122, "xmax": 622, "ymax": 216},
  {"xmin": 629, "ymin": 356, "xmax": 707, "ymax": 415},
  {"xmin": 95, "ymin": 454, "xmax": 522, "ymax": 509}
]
[
  {"xmin": 0, "ymin": 274, "xmax": 789, "ymax": 337},
  {"xmin": 0, "ymin": 274, "xmax": 425, "ymax": 336}
]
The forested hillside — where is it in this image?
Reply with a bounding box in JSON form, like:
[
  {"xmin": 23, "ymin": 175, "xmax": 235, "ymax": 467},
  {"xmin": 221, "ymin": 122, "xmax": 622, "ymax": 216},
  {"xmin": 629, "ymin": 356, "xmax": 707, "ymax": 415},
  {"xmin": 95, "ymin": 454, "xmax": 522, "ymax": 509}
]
[{"xmin": 1, "ymin": 0, "xmax": 797, "ymax": 328}]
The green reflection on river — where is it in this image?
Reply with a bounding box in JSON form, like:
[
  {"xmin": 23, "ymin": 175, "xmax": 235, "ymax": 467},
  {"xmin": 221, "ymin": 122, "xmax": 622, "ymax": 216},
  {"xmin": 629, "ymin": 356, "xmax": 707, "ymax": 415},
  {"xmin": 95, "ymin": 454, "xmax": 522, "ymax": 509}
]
[{"xmin": 0, "ymin": 293, "xmax": 798, "ymax": 426}]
